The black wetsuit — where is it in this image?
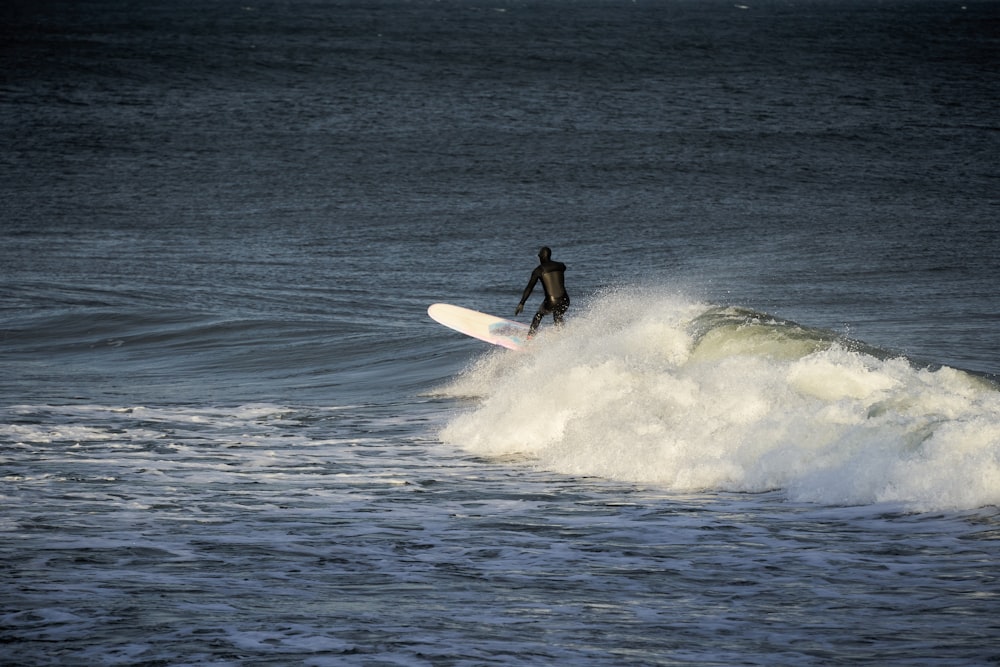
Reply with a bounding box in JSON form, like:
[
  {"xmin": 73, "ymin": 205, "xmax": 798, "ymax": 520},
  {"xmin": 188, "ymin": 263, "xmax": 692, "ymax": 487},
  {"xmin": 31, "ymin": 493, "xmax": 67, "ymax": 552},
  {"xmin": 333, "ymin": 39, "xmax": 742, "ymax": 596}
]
[{"xmin": 518, "ymin": 254, "xmax": 569, "ymax": 335}]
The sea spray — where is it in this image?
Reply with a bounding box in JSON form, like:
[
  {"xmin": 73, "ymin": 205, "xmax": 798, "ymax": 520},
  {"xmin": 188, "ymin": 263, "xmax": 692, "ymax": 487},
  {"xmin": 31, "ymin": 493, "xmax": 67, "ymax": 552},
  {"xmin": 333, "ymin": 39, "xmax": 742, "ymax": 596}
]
[{"xmin": 439, "ymin": 291, "xmax": 1000, "ymax": 511}]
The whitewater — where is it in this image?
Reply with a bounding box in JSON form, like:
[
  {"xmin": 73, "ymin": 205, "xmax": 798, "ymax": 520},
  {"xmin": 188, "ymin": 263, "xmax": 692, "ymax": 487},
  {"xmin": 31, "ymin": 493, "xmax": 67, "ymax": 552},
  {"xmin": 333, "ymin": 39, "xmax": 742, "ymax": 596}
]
[{"xmin": 439, "ymin": 291, "xmax": 1000, "ymax": 513}]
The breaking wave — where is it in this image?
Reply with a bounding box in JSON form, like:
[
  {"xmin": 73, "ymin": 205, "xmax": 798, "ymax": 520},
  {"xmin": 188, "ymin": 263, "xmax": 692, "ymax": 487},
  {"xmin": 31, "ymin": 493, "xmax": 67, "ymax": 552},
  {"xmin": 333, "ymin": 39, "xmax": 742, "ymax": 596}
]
[{"xmin": 438, "ymin": 290, "xmax": 1000, "ymax": 512}]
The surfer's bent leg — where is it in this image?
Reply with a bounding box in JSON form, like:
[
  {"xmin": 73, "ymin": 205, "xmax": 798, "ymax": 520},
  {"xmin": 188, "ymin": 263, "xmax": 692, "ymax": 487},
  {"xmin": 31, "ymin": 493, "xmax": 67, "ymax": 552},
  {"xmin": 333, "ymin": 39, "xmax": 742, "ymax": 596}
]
[
  {"xmin": 529, "ymin": 302, "xmax": 551, "ymax": 335},
  {"xmin": 529, "ymin": 311, "xmax": 544, "ymax": 335}
]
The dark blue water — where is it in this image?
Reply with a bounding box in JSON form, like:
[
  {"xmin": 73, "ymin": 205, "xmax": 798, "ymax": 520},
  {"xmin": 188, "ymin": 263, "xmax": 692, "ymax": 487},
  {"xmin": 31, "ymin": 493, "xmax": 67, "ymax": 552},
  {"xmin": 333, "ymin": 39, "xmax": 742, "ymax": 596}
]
[{"xmin": 2, "ymin": 1, "xmax": 999, "ymax": 664}]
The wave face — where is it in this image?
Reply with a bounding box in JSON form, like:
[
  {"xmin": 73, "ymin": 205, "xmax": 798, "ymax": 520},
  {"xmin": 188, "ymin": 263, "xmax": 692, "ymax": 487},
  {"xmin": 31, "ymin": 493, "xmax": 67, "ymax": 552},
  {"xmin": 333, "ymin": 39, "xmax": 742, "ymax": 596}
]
[{"xmin": 439, "ymin": 290, "xmax": 1000, "ymax": 512}]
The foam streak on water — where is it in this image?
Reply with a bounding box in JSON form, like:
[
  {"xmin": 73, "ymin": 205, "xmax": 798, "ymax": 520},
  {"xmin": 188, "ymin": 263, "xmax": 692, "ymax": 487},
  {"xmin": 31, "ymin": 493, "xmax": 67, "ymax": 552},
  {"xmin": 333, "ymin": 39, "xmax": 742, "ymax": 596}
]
[{"xmin": 2, "ymin": 401, "xmax": 999, "ymax": 665}]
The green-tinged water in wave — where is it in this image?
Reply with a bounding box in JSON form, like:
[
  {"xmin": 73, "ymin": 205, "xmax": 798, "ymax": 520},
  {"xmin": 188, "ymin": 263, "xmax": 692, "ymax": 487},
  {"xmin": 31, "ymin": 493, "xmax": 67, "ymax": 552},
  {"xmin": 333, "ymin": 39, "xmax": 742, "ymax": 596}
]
[
  {"xmin": 688, "ymin": 306, "xmax": 844, "ymax": 362},
  {"xmin": 689, "ymin": 305, "xmax": 1000, "ymax": 389}
]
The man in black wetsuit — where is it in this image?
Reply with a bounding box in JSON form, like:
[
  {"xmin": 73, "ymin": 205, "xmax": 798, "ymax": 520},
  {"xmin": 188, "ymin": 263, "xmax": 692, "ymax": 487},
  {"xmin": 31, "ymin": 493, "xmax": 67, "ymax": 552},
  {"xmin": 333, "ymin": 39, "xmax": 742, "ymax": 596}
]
[{"xmin": 514, "ymin": 246, "xmax": 570, "ymax": 335}]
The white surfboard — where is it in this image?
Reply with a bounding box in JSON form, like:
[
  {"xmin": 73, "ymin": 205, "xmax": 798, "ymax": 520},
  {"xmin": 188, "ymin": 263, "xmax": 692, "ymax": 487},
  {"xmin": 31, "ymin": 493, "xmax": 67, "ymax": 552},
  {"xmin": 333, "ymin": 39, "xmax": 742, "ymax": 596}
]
[{"xmin": 427, "ymin": 303, "xmax": 529, "ymax": 351}]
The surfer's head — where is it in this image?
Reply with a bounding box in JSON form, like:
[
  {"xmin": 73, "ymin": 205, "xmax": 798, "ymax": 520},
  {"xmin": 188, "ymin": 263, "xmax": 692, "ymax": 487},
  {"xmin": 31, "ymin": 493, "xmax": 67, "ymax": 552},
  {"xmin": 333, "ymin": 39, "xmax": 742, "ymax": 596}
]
[{"xmin": 538, "ymin": 246, "xmax": 551, "ymax": 262}]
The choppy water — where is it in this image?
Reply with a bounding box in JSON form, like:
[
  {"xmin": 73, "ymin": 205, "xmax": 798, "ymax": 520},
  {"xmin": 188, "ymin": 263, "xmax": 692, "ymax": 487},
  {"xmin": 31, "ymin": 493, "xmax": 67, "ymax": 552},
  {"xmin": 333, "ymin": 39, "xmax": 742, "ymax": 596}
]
[{"xmin": 2, "ymin": 0, "xmax": 999, "ymax": 664}]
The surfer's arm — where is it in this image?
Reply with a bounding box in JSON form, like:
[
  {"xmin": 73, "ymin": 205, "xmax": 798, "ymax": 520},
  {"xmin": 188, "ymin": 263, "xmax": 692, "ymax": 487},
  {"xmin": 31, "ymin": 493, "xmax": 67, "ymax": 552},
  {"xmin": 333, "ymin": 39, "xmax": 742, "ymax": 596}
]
[{"xmin": 515, "ymin": 269, "xmax": 541, "ymax": 315}]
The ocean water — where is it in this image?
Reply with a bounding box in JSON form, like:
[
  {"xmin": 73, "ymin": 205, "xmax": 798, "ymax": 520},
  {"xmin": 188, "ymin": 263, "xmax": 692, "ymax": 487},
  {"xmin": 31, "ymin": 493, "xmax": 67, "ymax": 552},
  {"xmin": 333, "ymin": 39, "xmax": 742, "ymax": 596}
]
[{"xmin": 2, "ymin": 0, "xmax": 999, "ymax": 664}]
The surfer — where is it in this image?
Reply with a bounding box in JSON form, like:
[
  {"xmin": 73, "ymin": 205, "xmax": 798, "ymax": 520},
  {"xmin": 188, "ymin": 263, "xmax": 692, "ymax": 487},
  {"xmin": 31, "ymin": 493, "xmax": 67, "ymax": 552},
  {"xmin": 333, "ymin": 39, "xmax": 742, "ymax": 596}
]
[{"xmin": 515, "ymin": 246, "xmax": 570, "ymax": 335}]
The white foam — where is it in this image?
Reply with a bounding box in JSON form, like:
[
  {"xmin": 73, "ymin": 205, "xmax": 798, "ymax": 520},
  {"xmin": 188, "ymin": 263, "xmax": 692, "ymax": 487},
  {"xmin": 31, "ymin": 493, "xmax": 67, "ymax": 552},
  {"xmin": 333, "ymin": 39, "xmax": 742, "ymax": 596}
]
[{"xmin": 439, "ymin": 291, "xmax": 1000, "ymax": 512}]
